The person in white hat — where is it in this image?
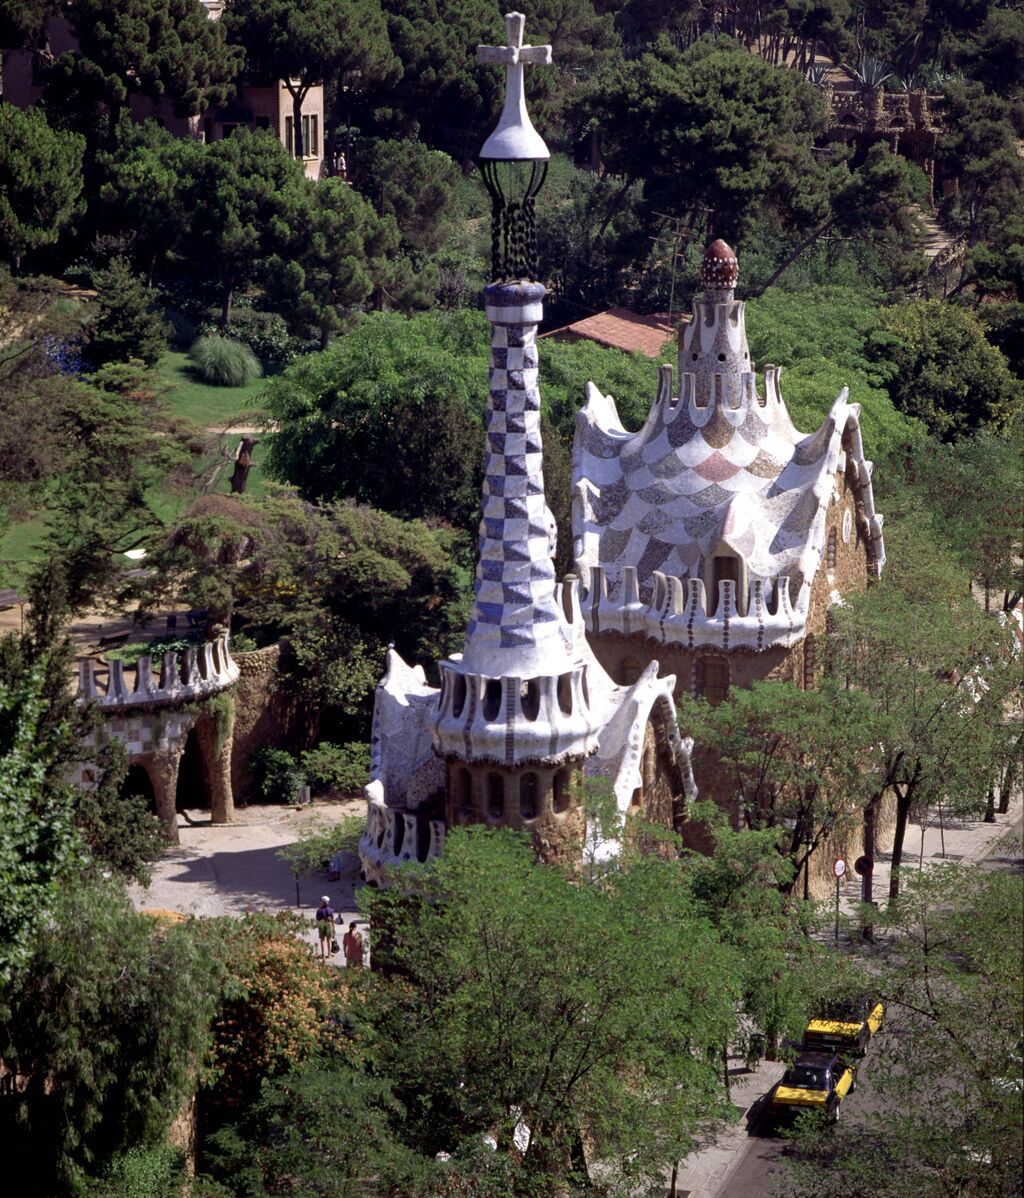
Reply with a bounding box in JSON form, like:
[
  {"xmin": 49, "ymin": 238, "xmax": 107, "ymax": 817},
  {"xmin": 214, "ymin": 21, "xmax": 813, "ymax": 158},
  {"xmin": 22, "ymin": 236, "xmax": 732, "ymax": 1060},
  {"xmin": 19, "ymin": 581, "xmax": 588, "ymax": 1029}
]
[{"xmin": 314, "ymin": 895, "xmax": 336, "ymax": 961}]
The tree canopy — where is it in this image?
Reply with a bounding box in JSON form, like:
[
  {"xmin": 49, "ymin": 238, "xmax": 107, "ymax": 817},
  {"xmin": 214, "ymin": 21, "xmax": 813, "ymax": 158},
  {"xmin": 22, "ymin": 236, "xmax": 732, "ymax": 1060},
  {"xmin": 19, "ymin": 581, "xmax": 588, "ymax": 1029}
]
[
  {"xmin": 577, "ymin": 35, "xmax": 829, "ymax": 243},
  {"xmin": 0, "ymin": 104, "xmax": 84, "ymax": 271},
  {"xmin": 868, "ymin": 298, "xmax": 1021, "ymax": 440},
  {"xmin": 0, "ymin": 882, "xmax": 221, "ymax": 1195},
  {"xmin": 784, "ymin": 865, "xmax": 1024, "ymax": 1198},
  {"xmin": 828, "ymin": 517, "xmax": 1018, "ymax": 901},
  {"xmin": 366, "ymin": 826, "xmax": 779, "ymax": 1194},
  {"xmin": 57, "ymin": 0, "xmax": 241, "ymax": 129}
]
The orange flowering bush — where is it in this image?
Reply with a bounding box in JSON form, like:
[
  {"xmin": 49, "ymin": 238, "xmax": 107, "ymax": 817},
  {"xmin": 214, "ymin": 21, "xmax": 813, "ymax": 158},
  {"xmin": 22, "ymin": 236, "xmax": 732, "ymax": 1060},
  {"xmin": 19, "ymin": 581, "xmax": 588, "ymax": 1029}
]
[{"xmin": 196, "ymin": 912, "xmax": 356, "ymax": 1117}]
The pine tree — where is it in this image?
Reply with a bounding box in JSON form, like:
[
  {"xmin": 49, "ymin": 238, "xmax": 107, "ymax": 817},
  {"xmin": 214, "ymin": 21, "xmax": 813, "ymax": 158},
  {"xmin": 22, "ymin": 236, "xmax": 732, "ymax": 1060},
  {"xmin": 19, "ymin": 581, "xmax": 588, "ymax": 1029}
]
[{"xmin": 85, "ymin": 258, "xmax": 167, "ymax": 368}]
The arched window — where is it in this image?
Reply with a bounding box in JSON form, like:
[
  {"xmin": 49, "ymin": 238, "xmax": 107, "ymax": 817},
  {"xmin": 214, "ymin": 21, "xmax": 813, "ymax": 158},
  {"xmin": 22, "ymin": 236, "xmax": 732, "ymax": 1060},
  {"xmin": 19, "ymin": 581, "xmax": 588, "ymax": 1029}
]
[
  {"xmin": 695, "ymin": 656, "xmax": 729, "ymax": 706},
  {"xmin": 457, "ymin": 768, "xmax": 472, "ymax": 819},
  {"xmin": 451, "ymin": 673, "xmax": 467, "ymax": 718},
  {"xmin": 557, "ymin": 673, "xmax": 573, "ymax": 715},
  {"xmin": 520, "ymin": 679, "xmax": 540, "ymax": 721},
  {"xmin": 487, "ymin": 773, "xmax": 504, "ymax": 820},
  {"xmin": 519, "ymin": 772, "xmax": 537, "ymax": 819},
  {"xmin": 827, "ymin": 528, "xmax": 838, "ymax": 571},
  {"xmin": 552, "ymin": 768, "xmax": 573, "ymax": 814},
  {"xmin": 482, "ymin": 679, "xmax": 503, "ymax": 721}
]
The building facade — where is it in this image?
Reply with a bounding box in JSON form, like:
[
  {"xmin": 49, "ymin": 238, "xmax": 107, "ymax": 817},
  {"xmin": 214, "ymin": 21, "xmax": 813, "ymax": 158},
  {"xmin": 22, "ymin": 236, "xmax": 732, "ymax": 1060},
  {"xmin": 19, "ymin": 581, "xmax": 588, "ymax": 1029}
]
[{"xmin": 1, "ymin": 4, "xmax": 324, "ymax": 179}]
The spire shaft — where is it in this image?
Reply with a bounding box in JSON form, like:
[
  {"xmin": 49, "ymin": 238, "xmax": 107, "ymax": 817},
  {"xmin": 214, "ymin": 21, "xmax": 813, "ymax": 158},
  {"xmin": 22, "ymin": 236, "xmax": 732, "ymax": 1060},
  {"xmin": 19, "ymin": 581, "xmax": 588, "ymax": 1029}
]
[{"xmin": 459, "ymin": 283, "xmax": 573, "ymax": 677}]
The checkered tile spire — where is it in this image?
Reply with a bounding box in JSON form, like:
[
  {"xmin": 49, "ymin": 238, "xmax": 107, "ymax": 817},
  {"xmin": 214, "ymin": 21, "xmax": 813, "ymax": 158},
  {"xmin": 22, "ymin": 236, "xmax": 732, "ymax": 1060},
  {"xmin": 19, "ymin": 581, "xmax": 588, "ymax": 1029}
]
[{"xmin": 459, "ymin": 281, "xmax": 574, "ymax": 677}]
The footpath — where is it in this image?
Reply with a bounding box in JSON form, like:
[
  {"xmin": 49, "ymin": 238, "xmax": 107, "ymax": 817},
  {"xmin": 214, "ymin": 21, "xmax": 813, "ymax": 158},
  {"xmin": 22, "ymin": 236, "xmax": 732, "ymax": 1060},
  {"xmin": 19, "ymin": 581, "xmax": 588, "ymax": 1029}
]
[
  {"xmin": 127, "ymin": 797, "xmax": 369, "ymax": 967},
  {"xmin": 665, "ymin": 796, "xmax": 1022, "ymax": 1198}
]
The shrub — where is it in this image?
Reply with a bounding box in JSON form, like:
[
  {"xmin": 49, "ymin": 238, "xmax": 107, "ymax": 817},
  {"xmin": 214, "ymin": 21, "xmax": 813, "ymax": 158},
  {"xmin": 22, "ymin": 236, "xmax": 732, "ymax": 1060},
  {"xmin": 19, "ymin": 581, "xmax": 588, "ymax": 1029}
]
[
  {"xmin": 188, "ymin": 334, "xmax": 262, "ymax": 387},
  {"xmin": 866, "ymin": 299, "xmax": 1021, "ymax": 440},
  {"xmin": 106, "ymin": 635, "xmax": 201, "ymax": 666},
  {"xmin": 226, "ymin": 307, "xmax": 293, "ymax": 363},
  {"xmin": 249, "ymin": 745, "xmax": 305, "ymax": 804},
  {"xmin": 300, "ymin": 741, "xmax": 370, "ymax": 795}
]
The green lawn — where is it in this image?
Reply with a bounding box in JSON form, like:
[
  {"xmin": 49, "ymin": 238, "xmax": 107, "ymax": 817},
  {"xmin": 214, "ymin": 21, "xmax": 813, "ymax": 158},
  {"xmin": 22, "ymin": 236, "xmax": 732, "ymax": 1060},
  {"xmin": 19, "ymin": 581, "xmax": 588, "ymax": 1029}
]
[
  {"xmin": 148, "ymin": 439, "xmax": 275, "ymax": 526},
  {"xmin": 157, "ymin": 350, "xmax": 274, "ymax": 427},
  {"xmin": 0, "ymin": 443, "xmax": 277, "ymax": 579},
  {"xmin": 0, "ymin": 517, "xmax": 49, "ymax": 586}
]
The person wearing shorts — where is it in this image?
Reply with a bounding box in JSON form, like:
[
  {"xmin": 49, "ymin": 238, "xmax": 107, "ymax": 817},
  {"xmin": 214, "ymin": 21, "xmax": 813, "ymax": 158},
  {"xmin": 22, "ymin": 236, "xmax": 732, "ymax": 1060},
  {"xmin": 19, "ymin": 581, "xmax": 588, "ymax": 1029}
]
[{"xmin": 315, "ymin": 896, "xmax": 335, "ymax": 961}]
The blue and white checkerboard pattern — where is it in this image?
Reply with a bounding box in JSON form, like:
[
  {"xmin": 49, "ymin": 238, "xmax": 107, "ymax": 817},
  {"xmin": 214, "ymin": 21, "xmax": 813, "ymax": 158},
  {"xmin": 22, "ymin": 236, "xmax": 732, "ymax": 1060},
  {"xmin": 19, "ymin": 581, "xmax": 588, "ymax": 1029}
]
[{"xmin": 461, "ymin": 283, "xmax": 571, "ymax": 673}]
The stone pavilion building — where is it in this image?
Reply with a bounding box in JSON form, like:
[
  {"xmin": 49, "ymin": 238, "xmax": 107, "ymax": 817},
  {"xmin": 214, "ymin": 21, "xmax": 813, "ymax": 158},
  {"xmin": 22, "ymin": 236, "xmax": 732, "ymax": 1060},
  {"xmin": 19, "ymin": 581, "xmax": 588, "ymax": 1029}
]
[
  {"xmin": 360, "ymin": 13, "xmax": 696, "ymax": 882},
  {"xmin": 572, "ymin": 239, "xmax": 885, "ymax": 705}
]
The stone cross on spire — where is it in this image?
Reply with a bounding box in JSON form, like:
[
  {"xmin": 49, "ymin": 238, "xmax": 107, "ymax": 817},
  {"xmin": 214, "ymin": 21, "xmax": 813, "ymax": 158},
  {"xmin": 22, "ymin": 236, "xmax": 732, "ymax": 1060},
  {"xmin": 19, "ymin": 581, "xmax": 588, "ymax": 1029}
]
[{"xmin": 476, "ymin": 12, "xmax": 552, "ymax": 160}]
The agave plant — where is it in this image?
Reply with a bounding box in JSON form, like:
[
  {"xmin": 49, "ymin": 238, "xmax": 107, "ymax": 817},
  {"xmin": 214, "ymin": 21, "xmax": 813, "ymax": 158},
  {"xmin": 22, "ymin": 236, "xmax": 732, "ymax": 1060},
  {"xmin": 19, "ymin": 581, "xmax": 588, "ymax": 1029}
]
[
  {"xmin": 843, "ymin": 55, "xmax": 893, "ymax": 90},
  {"xmin": 896, "ymin": 72, "xmax": 920, "ymax": 94},
  {"xmin": 805, "ymin": 62, "xmax": 830, "ymax": 87}
]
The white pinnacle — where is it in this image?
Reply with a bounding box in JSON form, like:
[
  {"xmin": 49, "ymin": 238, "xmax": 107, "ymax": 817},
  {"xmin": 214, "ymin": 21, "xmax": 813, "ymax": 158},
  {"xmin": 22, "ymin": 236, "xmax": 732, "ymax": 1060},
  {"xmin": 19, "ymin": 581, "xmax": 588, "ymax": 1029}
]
[{"xmin": 476, "ymin": 12, "xmax": 552, "ymax": 161}]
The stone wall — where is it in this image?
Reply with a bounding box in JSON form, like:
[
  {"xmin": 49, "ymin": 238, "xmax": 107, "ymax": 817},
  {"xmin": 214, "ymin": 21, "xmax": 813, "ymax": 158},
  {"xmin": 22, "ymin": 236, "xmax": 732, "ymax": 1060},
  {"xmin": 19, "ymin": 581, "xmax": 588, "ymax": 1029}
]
[
  {"xmin": 624, "ymin": 718, "xmax": 681, "ymax": 857},
  {"xmin": 229, "ymin": 644, "xmax": 308, "ymax": 805}
]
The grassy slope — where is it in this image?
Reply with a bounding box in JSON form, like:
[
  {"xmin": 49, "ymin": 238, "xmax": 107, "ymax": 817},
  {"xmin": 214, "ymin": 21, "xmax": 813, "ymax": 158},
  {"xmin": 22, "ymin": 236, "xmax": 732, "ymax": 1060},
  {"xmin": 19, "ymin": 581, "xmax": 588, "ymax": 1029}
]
[
  {"xmin": 156, "ymin": 351, "xmax": 271, "ymax": 427},
  {"xmin": 0, "ymin": 354, "xmax": 276, "ymax": 578}
]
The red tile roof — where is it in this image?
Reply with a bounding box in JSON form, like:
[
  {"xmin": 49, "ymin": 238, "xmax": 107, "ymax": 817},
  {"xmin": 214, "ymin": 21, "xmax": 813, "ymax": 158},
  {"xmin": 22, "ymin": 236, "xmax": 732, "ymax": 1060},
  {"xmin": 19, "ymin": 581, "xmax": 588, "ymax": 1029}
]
[{"xmin": 542, "ymin": 307, "xmax": 678, "ymax": 358}]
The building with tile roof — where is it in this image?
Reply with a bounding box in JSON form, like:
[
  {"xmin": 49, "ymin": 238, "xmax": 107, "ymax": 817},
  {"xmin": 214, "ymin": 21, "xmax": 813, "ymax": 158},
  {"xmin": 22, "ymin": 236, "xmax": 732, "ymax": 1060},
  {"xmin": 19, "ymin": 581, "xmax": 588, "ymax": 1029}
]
[
  {"xmin": 543, "ymin": 308, "xmax": 675, "ymax": 359},
  {"xmin": 360, "ymin": 13, "xmax": 695, "ymax": 882},
  {"xmin": 572, "ymin": 239, "xmax": 885, "ymax": 704}
]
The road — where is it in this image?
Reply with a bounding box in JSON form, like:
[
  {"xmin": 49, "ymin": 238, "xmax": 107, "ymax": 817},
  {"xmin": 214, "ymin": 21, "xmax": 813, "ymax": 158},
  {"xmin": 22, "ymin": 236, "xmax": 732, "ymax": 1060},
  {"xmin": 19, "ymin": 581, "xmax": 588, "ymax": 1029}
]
[{"xmin": 718, "ymin": 818, "xmax": 1022, "ymax": 1198}]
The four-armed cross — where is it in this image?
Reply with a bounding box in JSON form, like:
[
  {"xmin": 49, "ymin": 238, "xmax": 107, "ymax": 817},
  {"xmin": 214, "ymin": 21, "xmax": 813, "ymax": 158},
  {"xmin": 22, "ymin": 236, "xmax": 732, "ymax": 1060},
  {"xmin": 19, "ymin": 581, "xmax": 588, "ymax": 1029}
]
[{"xmin": 476, "ymin": 12, "xmax": 552, "ymax": 160}]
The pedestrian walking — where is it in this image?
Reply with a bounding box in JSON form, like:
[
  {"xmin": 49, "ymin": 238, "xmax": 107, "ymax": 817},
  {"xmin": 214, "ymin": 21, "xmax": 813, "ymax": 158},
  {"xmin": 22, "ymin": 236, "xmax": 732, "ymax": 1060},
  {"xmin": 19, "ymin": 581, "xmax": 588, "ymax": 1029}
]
[
  {"xmin": 342, "ymin": 920, "xmax": 364, "ymax": 969},
  {"xmin": 315, "ymin": 895, "xmax": 336, "ymax": 962}
]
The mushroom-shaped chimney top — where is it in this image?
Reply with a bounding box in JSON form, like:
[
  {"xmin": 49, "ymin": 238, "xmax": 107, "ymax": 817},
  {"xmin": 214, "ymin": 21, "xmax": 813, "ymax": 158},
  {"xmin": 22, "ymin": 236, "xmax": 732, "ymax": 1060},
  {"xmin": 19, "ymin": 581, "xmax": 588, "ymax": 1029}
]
[{"xmin": 699, "ymin": 239, "xmax": 739, "ymax": 291}]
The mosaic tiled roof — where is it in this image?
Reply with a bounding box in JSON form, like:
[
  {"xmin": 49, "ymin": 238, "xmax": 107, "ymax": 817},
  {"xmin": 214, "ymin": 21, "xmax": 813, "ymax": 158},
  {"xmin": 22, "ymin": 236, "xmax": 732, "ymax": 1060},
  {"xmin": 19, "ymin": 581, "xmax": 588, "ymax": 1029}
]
[
  {"xmin": 572, "ymin": 245, "xmax": 885, "ymax": 651},
  {"xmin": 361, "ymin": 600, "xmax": 694, "ymax": 878}
]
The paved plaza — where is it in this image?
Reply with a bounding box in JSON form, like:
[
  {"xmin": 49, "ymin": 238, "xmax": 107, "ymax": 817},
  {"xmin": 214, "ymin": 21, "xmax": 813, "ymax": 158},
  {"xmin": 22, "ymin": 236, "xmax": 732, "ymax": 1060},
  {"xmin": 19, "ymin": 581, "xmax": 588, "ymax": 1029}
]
[{"xmin": 128, "ymin": 797, "xmax": 369, "ymax": 967}]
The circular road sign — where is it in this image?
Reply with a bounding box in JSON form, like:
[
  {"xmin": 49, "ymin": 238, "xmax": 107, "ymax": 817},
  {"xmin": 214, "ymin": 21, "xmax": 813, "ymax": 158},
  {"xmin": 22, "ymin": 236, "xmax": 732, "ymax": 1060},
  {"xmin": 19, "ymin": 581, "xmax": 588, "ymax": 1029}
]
[{"xmin": 833, "ymin": 857, "xmax": 846, "ymax": 878}]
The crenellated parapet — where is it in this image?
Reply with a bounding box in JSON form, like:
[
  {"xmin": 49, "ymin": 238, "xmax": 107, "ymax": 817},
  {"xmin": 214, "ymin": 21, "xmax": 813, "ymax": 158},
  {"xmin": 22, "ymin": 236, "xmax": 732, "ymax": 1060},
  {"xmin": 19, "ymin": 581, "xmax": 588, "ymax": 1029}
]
[
  {"xmin": 360, "ymin": 780, "xmax": 446, "ymax": 886},
  {"xmin": 433, "ymin": 659, "xmax": 599, "ymax": 768},
  {"xmin": 76, "ymin": 632, "xmax": 239, "ymax": 711},
  {"xmin": 580, "ymin": 564, "xmax": 804, "ymax": 652}
]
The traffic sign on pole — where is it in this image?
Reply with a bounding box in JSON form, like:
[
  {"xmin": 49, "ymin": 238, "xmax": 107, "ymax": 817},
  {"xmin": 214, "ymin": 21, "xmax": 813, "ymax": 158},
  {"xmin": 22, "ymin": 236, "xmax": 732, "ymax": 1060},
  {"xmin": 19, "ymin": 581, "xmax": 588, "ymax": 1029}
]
[{"xmin": 833, "ymin": 857, "xmax": 846, "ymax": 878}]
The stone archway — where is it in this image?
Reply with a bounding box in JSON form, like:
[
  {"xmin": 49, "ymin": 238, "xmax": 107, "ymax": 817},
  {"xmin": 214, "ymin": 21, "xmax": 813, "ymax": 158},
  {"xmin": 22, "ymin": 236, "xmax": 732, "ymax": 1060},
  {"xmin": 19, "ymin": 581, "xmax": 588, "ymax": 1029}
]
[
  {"xmin": 120, "ymin": 762, "xmax": 156, "ymax": 813},
  {"xmin": 176, "ymin": 726, "xmax": 209, "ymax": 814}
]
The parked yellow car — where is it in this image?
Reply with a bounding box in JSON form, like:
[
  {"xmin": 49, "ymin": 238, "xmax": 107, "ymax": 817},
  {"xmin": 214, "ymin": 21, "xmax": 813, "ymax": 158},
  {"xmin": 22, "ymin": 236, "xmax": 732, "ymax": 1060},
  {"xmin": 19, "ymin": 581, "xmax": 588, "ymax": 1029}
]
[
  {"xmin": 804, "ymin": 997, "xmax": 884, "ymax": 1056},
  {"xmin": 767, "ymin": 1051, "xmax": 857, "ymax": 1123}
]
